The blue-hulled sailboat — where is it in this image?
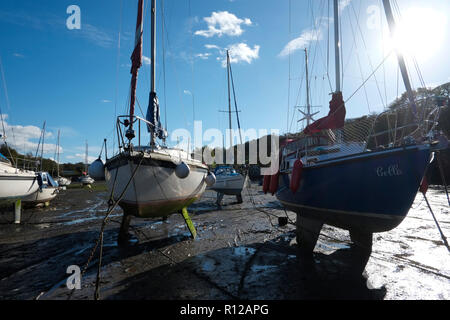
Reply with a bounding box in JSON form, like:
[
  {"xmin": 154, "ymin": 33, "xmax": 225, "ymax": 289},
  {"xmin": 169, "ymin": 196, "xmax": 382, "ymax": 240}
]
[{"xmin": 271, "ymin": 0, "xmax": 448, "ymax": 254}]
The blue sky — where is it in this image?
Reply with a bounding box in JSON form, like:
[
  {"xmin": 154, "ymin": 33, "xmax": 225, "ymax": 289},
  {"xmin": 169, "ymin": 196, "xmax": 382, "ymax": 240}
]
[{"xmin": 0, "ymin": 0, "xmax": 448, "ymax": 163}]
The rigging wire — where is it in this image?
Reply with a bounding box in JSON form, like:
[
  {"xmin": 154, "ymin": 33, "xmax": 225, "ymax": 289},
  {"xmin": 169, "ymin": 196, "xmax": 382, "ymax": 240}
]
[
  {"xmin": 286, "ymin": 0, "xmax": 292, "ymax": 134},
  {"xmin": 350, "ymin": 2, "xmax": 388, "ymax": 110},
  {"xmin": 346, "ymin": 3, "xmax": 371, "ymax": 113},
  {"xmin": 161, "ymin": 0, "xmax": 168, "ymax": 132},
  {"xmin": 112, "ymin": 0, "xmax": 123, "ymax": 155}
]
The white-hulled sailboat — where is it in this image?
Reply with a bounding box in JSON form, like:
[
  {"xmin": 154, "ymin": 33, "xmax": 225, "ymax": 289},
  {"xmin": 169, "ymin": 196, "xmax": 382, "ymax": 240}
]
[
  {"xmin": 0, "ymin": 149, "xmax": 39, "ymax": 207},
  {"xmin": 103, "ymin": 0, "xmax": 214, "ymax": 243},
  {"xmin": 55, "ymin": 130, "xmax": 71, "ymax": 187},
  {"xmin": 23, "ymin": 122, "xmax": 59, "ymax": 206},
  {"xmin": 210, "ymin": 51, "xmax": 246, "ymax": 206}
]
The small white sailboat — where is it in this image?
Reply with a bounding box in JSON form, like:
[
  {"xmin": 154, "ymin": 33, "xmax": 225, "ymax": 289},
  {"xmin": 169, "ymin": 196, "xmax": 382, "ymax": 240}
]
[
  {"xmin": 0, "ymin": 151, "xmax": 39, "ymax": 207},
  {"xmin": 23, "ymin": 122, "xmax": 59, "ymax": 206},
  {"xmin": 102, "ymin": 0, "xmax": 214, "ymax": 243},
  {"xmin": 0, "ymin": 65, "xmax": 39, "ymax": 207},
  {"xmin": 80, "ymin": 140, "xmax": 94, "ymax": 185},
  {"xmin": 54, "ymin": 130, "xmax": 71, "ymax": 187},
  {"xmin": 22, "ymin": 172, "xmax": 59, "ymax": 206},
  {"xmin": 210, "ymin": 50, "xmax": 246, "ymax": 205}
]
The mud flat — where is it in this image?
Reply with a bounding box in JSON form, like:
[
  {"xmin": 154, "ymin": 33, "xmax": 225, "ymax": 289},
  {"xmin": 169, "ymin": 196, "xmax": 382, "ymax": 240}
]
[{"xmin": 0, "ymin": 182, "xmax": 449, "ymax": 300}]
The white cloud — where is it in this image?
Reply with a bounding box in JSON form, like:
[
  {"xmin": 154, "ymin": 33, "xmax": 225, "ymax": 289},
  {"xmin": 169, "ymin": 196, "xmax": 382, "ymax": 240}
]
[
  {"xmin": 0, "ymin": 115, "xmax": 59, "ymax": 156},
  {"xmin": 101, "ymin": 99, "xmax": 112, "ymax": 103},
  {"xmin": 202, "ymin": 43, "xmax": 260, "ymax": 67},
  {"xmin": 222, "ymin": 43, "xmax": 260, "ymax": 67},
  {"xmin": 278, "ymin": 0, "xmax": 351, "ymax": 57},
  {"xmin": 205, "ymin": 44, "xmax": 221, "ymax": 50},
  {"xmin": 13, "ymin": 53, "xmax": 25, "ymax": 58},
  {"xmin": 195, "ymin": 53, "xmax": 211, "ymax": 60},
  {"xmin": 339, "ymin": 0, "xmax": 352, "ymax": 12},
  {"xmin": 279, "ymin": 28, "xmax": 322, "ymax": 57},
  {"xmin": 195, "ymin": 11, "xmax": 252, "ymax": 38},
  {"xmin": 142, "ymin": 56, "xmax": 151, "ymax": 65},
  {"xmin": 74, "ymin": 153, "xmax": 97, "ymax": 163}
]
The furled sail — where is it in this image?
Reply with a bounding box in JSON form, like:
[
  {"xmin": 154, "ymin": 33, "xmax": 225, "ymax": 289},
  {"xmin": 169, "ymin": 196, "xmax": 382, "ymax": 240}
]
[
  {"xmin": 303, "ymin": 92, "xmax": 346, "ymax": 134},
  {"xmin": 146, "ymin": 91, "xmax": 167, "ymax": 139}
]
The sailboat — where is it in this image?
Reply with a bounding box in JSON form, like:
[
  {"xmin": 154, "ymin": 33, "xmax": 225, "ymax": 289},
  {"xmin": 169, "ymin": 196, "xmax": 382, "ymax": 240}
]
[
  {"xmin": 0, "ymin": 149, "xmax": 39, "ymax": 207},
  {"xmin": 103, "ymin": 0, "xmax": 214, "ymax": 242},
  {"xmin": 23, "ymin": 122, "xmax": 59, "ymax": 206},
  {"xmin": 210, "ymin": 50, "xmax": 247, "ymax": 206},
  {"xmin": 0, "ymin": 65, "xmax": 39, "ymax": 207},
  {"xmin": 55, "ymin": 130, "xmax": 71, "ymax": 187},
  {"xmin": 80, "ymin": 140, "xmax": 94, "ymax": 185},
  {"xmin": 267, "ymin": 0, "xmax": 448, "ymax": 256}
]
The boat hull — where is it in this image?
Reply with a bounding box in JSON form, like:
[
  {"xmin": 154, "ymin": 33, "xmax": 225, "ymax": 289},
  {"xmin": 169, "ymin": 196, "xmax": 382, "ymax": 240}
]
[
  {"xmin": 23, "ymin": 187, "xmax": 58, "ymax": 205},
  {"xmin": 0, "ymin": 173, "xmax": 39, "ymax": 207},
  {"xmin": 105, "ymin": 152, "xmax": 208, "ymax": 218},
  {"xmin": 276, "ymin": 145, "xmax": 431, "ymax": 233},
  {"xmin": 210, "ymin": 174, "xmax": 246, "ymax": 195},
  {"xmin": 57, "ymin": 177, "xmax": 71, "ymax": 186}
]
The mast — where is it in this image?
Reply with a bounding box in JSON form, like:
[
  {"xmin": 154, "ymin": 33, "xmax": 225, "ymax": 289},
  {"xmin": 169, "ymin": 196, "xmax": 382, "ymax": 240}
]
[
  {"xmin": 127, "ymin": 0, "xmax": 144, "ymax": 141},
  {"xmin": 382, "ymin": 0, "xmax": 417, "ymax": 116},
  {"xmin": 85, "ymin": 140, "xmax": 88, "ymax": 173},
  {"xmin": 305, "ymin": 48, "xmax": 311, "ymax": 126},
  {"xmin": 299, "ymin": 48, "xmax": 319, "ymax": 128},
  {"xmin": 151, "ymin": 0, "xmax": 156, "ymax": 93},
  {"xmin": 57, "ymin": 130, "xmax": 60, "ymax": 177},
  {"xmin": 149, "ymin": 0, "xmax": 157, "ymax": 147},
  {"xmin": 226, "ymin": 50, "xmax": 233, "ymax": 149},
  {"xmin": 40, "ymin": 121, "xmax": 46, "ymax": 172},
  {"xmin": 333, "ymin": 0, "xmax": 341, "ymax": 93}
]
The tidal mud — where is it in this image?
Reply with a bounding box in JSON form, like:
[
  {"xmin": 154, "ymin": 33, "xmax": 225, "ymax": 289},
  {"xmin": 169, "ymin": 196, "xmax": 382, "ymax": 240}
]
[{"xmin": 0, "ymin": 183, "xmax": 448, "ymax": 300}]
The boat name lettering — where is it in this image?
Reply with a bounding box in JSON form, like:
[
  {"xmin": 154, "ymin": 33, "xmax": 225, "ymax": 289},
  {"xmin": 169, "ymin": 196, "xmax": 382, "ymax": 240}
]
[{"xmin": 376, "ymin": 164, "xmax": 402, "ymax": 177}]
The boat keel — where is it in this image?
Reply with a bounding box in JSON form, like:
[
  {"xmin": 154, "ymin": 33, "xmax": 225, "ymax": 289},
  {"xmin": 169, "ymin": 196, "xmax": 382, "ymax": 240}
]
[{"xmin": 296, "ymin": 214, "xmax": 323, "ymax": 254}]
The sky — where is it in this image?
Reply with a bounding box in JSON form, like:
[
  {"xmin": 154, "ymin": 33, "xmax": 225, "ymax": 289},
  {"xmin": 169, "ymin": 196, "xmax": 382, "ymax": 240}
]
[{"xmin": 0, "ymin": 0, "xmax": 449, "ymax": 164}]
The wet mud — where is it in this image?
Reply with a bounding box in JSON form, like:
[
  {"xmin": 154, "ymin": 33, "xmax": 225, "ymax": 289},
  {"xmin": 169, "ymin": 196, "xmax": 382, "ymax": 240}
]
[{"xmin": 0, "ymin": 183, "xmax": 449, "ymax": 300}]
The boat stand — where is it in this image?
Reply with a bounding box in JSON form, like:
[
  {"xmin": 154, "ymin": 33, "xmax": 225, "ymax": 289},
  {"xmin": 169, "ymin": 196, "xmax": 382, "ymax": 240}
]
[
  {"xmin": 181, "ymin": 207, "xmax": 197, "ymax": 239},
  {"xmin": 216, "ymin": 192, "xmax": 224, "ymax": 207},
  {"xmin": 118, "ymin": 214, "xmax": 132, "ymax": 245},
  {"xmin": 14, "ymin": 199, "xmax": 21, "ymax": 224}
]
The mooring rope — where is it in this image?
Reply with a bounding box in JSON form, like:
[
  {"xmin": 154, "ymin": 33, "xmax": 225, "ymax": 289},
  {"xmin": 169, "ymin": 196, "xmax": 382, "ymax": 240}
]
[{"xmin": 56, "ymin": 153, "xmax": 144, "ymax": 301}]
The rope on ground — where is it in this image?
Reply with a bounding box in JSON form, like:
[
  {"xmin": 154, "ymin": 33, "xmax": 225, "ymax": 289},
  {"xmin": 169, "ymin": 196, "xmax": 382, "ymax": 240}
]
[
  {"xmin": 93, "ymin": 154, "xmax": 144, "ymax": 300},
  {"xmin": 62, "ymin": 153, "xmax": 144, "ymax": 300}
]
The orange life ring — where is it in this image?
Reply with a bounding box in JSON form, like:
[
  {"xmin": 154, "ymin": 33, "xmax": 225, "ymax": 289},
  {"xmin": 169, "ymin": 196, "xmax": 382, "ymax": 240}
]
[{"xmin": 290, "ymin": 159, "xmax": 303, "ymax": 193}]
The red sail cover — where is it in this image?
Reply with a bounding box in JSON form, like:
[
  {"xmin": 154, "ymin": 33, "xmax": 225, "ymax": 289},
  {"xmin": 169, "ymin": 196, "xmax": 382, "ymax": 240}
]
[
  {"xmin": 129, "ymin": 0, "xmax": 144, "ymax": 123},
  {"xmin": 303, "ymin": 92, "xmax": 346, "ymax": 134}
]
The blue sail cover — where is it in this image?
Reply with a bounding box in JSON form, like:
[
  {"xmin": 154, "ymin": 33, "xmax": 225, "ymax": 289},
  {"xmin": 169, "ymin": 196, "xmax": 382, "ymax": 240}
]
[
  {"xmin": 146, "ymin": 91, "xmax": 167, "ymax": 140},
  {"xmin": 0, "ymin": 152, "xmax": 9, "ymax": 162}
]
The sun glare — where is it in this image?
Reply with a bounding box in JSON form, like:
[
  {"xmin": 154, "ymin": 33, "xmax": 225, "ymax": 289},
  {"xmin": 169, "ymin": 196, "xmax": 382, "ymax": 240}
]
[{"xmin": 386, "ymin": 7, "xmax": 447, "ymax": 62}]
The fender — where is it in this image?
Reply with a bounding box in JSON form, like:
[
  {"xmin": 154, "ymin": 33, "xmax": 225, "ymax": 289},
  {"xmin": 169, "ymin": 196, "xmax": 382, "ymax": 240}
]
[
  {"xmin": 290, "ymin": 159, "xmax": 303, "ymax": 193},
  {"xmin": 262, "ymin": 174, "xmax": 271, "ymax": 194},
  {"xmin": 269, "ymin": 171, "xmax": 280, "ymax": 195}
]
